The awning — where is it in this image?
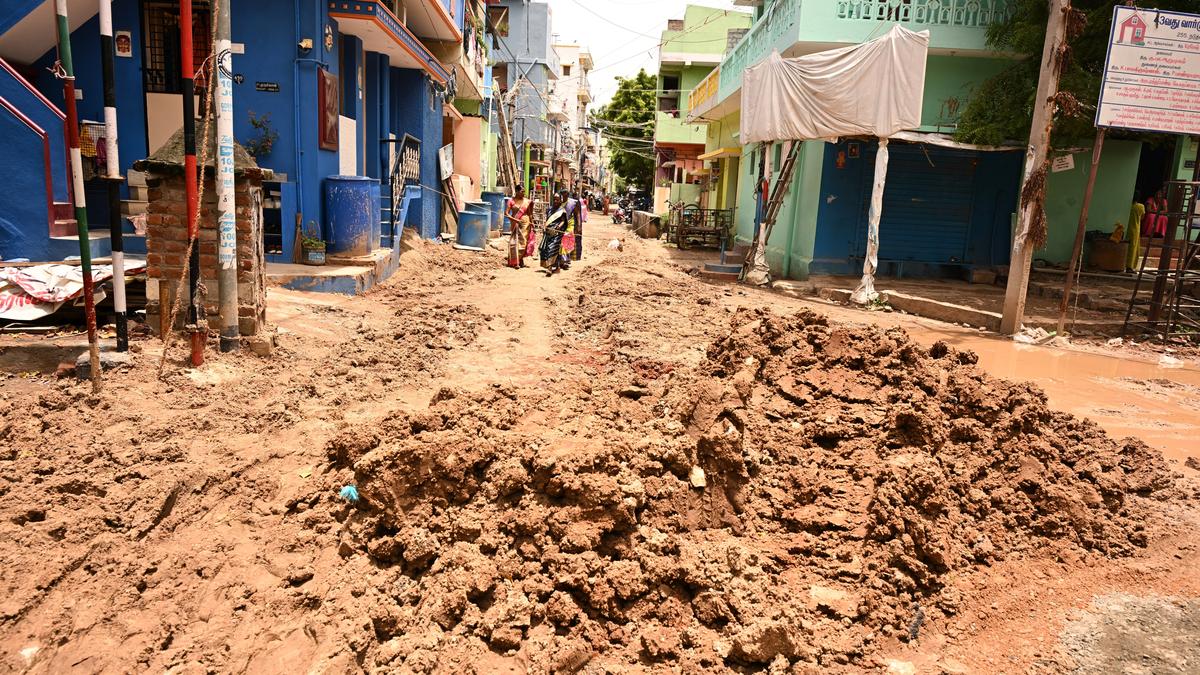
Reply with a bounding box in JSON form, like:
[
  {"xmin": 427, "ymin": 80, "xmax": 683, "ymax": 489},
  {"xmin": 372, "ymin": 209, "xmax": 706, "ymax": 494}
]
[
  {"xmin": 444, "ymin": 103, "xmax": 464, "ymax": 122},
  {"xmin": 699, "ymin": 147, "xmax": 741, "ymax": 161}
]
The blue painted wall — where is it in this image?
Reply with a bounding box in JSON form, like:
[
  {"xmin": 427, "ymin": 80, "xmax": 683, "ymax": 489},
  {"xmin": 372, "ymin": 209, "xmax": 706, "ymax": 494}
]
[
  {"xmin": 0, "ymin": 64, "xmax": 69, "ymax": 204},
  {"xmin": 812, "ymin": 140, "xmax": 1021, "ymax": 276},
  {"xmin": 0, "ymin": 0, "xmax": 42, "ymax": 36},
  {"xmin": 392, "ymin": 68, "xmax": 442, "ymax": 239},
  {"xmin": 0, "ymin": 108, "xmax": 52, "ymax": 261}
]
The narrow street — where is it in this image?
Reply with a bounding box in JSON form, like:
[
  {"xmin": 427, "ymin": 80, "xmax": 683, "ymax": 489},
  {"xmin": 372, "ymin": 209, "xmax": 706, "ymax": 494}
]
[{"xmin": 2, "ymin": 216, "xmax": 1199, "ymax": 673}]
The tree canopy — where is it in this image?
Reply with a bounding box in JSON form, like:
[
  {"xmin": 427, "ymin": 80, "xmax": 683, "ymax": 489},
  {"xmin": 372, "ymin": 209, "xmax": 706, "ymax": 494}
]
[
  {"xmin": 956, "ymin": 0, "xmax": 1196, "ymax": 147},
  {"xmin": 593, "ymin": 69, "xmax": 656, "ymax": 191}
]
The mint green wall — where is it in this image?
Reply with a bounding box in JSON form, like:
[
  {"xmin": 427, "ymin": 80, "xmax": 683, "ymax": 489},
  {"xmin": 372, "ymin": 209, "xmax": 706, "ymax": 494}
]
[
  {"xmin": 704, "ymin": 111, "xmax": 741, "ymax": 151},
  {"xmin": 920, "ymin": 56, "xmax": 1011, "ymax": 132},
  {"xmin": 657, "ymin": 65, "xmax": 717, "ymax": 145},
  {"xmin": 1172, "ymin": 137, "xmax": 1199, "ymax": 181},
  {"xmin": 1042, "ymin": 140, "xmax": 1141, "ymax": 265},
  {"xmin": 733, "ymin": 140, "xmax": 825, "ymax": 279},
  {"xmin": 661, "ymin": 5, "xmax": 752, "ymax": 57}
]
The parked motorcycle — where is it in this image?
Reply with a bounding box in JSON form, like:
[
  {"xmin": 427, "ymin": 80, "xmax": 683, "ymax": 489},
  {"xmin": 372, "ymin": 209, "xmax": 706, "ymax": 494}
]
[{"xmin": 612, "ymin": 205, "xmax": 628, "ymax": 225}]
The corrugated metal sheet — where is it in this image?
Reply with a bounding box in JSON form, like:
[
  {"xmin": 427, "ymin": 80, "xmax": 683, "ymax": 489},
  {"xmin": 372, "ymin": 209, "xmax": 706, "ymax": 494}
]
[{"xmin": 854, "ymin": 143, "xmax": 977, "ymax": 264}]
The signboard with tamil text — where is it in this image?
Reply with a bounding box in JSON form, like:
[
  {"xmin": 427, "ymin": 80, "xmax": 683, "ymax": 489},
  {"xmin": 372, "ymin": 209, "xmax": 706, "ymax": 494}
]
[{"xmin": 1096, "ymin": 6, "xmax": 1200, "ymax": 135}]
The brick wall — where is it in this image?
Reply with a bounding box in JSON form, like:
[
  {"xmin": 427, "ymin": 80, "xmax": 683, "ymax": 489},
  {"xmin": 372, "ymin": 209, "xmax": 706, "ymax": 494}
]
[{"xmin": 144, "ymin": 173, "xmax": 266, "ymax": 336}]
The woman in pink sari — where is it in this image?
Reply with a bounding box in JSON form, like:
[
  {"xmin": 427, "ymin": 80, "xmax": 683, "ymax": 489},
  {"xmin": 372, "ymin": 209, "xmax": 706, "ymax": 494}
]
[
  {"xmin": 505, "ymin": 185, "xmax": 534, "ymax": 268},
  {"xmin": 1143, "ymin": 189, "xmax": 1169, "ymax": 239}
]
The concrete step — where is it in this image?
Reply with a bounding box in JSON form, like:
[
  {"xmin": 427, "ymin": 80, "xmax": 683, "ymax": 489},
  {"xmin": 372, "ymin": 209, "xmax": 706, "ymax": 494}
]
[
  {"xmin": 48, "ymin": 231, "xmax": 112, "ymax": 261},
  {"xmin": 121, "ymin": 199, "xmax": 148, "ymax": 216},
  {"xmin": 50, "ymin": 218, "xmax": 77, "ymax": 238}
]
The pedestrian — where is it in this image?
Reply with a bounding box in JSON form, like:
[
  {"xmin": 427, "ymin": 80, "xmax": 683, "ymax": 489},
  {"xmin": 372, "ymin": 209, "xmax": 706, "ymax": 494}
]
[
  {"xmin": 560, "ymin": 190, "xmax": 578, "ymax": 269},
  {"xmin": 1143, "ymin": 188, "xmax": 1168, "ymax": 238},
  {"xmin": 540, "ymin": 194, "xmax": 569, "ymax": 275},
  {"xmin": 571, "ymin": 191, "xmax": 585, "ymax": 262},
  {"xmin": 505, "ymin": 184, "xmax": 534, "ymax": 268},
  {"xmin": 1127, "ymin": 193, "xmax": 1145, "ymax": 272}
]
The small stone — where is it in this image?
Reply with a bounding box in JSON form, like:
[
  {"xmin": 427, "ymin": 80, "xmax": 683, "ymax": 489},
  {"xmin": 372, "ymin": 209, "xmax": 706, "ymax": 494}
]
[
  {"xmin": 248, "ymin": 335, "xmax": 274, "ymax": 356},
  {"xmin": 689, "ymin": 466, "xmax": 707, "ymax": 489},
  {"xmin": 75, "ymin": 350, "xmax": 133, "ymax": 380},
  {"xmin": 887, "ymin": 660, "xmax": 917, "ymax": 675}
]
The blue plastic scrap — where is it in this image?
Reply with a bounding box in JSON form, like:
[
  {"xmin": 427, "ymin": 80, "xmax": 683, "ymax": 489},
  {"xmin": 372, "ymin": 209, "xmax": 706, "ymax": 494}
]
[{"xmin": 339, "ymin": 485, "xmax": 360, "ymax": 503}]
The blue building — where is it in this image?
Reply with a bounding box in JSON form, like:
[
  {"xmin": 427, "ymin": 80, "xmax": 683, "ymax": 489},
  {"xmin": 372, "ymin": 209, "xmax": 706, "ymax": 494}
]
[{"xmin": 0, "ymin": 0, "xmax": 486, "ymax": 270}]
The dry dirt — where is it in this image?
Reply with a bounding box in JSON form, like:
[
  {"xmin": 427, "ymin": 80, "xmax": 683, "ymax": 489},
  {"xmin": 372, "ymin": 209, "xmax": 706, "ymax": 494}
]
[{"xmin": 1, "ymin": 218, "xmax": 1199, "ymax": 673}]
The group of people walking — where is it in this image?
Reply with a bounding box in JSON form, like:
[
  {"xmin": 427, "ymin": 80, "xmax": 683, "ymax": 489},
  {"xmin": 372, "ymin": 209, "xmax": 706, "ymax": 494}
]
[{"xmin": 504, "ymin": 187, "xmax": 588, "ymax": 275}]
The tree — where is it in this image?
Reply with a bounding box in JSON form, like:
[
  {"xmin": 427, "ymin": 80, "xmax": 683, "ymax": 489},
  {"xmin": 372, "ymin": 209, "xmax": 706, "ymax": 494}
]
[
  {"xmin": 593, "ymin": 69, "xmax": 656, "ymax": 191},
  {"xmin": 956, "ymin": 0, "xmax": 1195, "ymax": 147}
]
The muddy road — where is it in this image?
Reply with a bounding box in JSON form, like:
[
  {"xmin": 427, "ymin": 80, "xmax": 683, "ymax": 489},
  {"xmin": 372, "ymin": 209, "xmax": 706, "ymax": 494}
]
[{"xmin": 1, "ymin": 217, "xmax": 1198, "ymax": 673}]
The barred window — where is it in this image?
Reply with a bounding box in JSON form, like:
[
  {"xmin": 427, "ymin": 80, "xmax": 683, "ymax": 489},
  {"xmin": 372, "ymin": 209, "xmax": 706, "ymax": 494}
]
[{"xmin": 142, "ymin": 1, "xmax": 212, "ymax": 94}]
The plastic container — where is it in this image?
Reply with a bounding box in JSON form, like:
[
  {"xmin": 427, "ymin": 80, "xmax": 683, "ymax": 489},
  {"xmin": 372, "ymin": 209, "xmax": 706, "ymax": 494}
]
[
  {"xmin": 323, "ymin": 176, "xmax": 380, "ymax": 256},
  {"xmin": 454, "ymin": 210, "xmax": 490, "ymax": 251},
  {"xmin": 481, "ymin": 191, "xmax": 508, "ymax": 232}
]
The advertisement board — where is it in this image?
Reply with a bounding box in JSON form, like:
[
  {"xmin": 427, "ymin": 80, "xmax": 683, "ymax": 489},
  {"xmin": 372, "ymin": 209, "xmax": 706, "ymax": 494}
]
[{"xmin": 1096, "ymin": 6, "xmax": 1200, "ymax": 135}]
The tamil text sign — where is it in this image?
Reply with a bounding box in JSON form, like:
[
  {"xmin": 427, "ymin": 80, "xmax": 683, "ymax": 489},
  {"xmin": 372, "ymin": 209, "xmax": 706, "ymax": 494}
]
[{"xmin": 1096, "ymin": 7, "xmax": 1200, "ymax": 135}]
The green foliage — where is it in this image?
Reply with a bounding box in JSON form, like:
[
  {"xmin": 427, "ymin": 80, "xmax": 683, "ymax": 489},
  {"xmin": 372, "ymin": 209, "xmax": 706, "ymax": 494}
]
[
  {"xmin": 956, "ymin": 0, "xmax": 1196, "ymax": 147},
  {"xmin": 594, "ymin": 69, "xmax": 656, "ymax": 191},
  {"xmin": 245, "ymin": 111, "xmax": 279, "ymax": 159}
]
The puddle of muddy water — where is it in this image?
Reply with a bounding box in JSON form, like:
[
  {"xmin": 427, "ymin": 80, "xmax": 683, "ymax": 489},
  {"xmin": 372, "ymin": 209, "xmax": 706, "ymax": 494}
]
[{"xmin": 907, "ymin": 328, "xmax": 1200, "ymax": 465}]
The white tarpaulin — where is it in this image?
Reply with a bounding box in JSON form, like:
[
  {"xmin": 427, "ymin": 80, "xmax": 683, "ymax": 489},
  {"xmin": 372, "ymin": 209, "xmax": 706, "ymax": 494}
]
[
  {"xmin": 740, "ymin": 25, "xmax": 929, "ymax": 143},
  {"xmin": 739, "ymin": 25, "xmax": 928, "ymax": 300}
]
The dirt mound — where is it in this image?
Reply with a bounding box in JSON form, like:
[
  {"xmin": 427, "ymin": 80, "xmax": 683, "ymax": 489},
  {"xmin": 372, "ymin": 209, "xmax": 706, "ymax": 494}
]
[{"xmin": 333, "ymin": 308, "xmax": 1178, "ymax": 671}]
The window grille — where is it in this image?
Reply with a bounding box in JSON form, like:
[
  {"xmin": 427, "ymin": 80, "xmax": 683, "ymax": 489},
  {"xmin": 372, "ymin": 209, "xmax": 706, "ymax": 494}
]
[{"xmin": 143, "ymin": 1, "xmax": 212, "ymax": 94}]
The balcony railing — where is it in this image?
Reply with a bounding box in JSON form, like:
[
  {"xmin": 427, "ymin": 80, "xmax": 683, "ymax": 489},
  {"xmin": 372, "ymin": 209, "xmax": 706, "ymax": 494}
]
[
  {"xmin": 720, "ymin": 0, "xmax": 800, "ymax": 100},
  {"xmin": 835, "ymin": 0, "xmax": 1010, "ymax": 27}
]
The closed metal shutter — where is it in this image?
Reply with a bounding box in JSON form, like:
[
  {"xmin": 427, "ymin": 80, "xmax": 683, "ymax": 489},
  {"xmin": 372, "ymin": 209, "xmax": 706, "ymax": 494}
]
[{"xmin": 853, "ymin": 143, "xmax": 978, "ymax": 264}]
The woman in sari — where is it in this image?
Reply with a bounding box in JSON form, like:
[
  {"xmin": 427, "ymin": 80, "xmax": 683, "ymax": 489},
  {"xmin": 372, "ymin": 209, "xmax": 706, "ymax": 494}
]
[
  {"xmin": 505, "ymin": 185, "xmax": 533, "ymax": 268},
  {"xmin": 539, "ymin": 202, "xmax": 567, "ymax": 275}
]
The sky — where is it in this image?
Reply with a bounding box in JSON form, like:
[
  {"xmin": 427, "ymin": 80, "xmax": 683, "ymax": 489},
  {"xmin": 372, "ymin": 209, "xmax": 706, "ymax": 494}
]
[{"xmin": 544, "ymin": 0, "xmax": 744, "ymax": 107}]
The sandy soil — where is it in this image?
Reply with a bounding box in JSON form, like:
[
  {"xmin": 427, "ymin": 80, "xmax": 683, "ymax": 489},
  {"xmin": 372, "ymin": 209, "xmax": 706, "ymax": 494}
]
[{"xmin": 1, "ymin": 217, "xmax": 1199, "ymax": 673}]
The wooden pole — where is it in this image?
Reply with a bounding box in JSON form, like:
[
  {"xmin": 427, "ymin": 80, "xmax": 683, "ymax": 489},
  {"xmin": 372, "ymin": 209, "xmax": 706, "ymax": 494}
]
[
  {"xmin": 54, "ymin": 0, "xmax": 103, "ymax": 391},
  {"xmin": 1056, "ymin": 128, "xmax": 1105, "ymax": 336},
  {"xmin": 1000, "ymin": 0, "xmax": 1071, "ymax": 335},
  {"xmin": 180, "ymin": 0, "xmax": 203, "ymax": 366}
]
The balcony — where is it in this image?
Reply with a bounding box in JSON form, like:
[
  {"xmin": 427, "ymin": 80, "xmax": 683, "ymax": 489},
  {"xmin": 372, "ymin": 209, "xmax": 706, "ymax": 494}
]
[
  {"xmin": 330, "ymin": 1, "xmax": 451, "ymax": 83},
  {"xmin": 691, "ymin": 0, "xmax": 1012, "ymax": 122},
  {"xmin": 547, "ymin": 97, "xmax": 568, "ymax": 123},
  {"xmin": 655, "ymin": 111, "xmax": 707, "ymax": 147},
  {"xmin": 377, "ymin": 0, "xmax": 462, "ymax": 42},
  {"xmin": 428, "ymin": 17, "xmax": 487, "ymax": 99},
  {"xmin": 578, "ymin": 80, "xmax": 591, "ymax": 103}
]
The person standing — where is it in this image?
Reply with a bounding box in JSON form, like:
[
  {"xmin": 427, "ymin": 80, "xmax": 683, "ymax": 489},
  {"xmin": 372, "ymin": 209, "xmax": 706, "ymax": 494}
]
[
  {"xmin": 505, "ymin": 185, "xmax": 534, "ymax": 268},
  {"xmin": 540, "ymin": 192, "xmax": 570, "ymax": 275},
  {"xmin": 1127, "ymin": 194, "xmax": 1145, "ymax": 272}
]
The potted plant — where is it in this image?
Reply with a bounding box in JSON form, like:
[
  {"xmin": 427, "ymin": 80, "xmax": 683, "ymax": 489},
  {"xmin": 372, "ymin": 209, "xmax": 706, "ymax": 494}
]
[{"xmin": 300, "ymin": 233, "xmax": 326, "ymax": 266}]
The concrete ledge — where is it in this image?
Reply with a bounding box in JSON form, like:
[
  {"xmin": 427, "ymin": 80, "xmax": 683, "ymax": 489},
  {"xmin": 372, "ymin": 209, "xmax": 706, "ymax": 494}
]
[
  {"xmin": 817, "ymin": 287, "xmax": 1002, "ymax": 332},
  {"xmin": 268, "ymin": 247, "xmax": 400, "ymax": 296}
]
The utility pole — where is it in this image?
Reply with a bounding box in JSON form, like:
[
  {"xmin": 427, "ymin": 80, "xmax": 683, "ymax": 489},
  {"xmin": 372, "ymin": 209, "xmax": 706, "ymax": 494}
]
[
  {"xmin": 215, "ymin": 0, "xmax": 238, "ymax": 352},
  {"xmin": 98, "ymin": 0, "xmax": 127, "ymax": 352},
  {"xmin": 180, "ymin": 0, "xmax": 204, "ymax": 366},
  {"xmin": 54, "ymin": 0, "xmax": 102, "ymax": 391},
  {"xmin": 1000, "ymin": 0, "xmax": 1071, "ymax": 335}
]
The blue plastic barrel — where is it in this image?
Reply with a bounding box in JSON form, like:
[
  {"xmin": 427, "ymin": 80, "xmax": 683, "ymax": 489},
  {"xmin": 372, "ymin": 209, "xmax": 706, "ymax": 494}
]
[
  {"xmin": 454, "ymin": 210, "xmax": 490, "ymax": 251},
  {"xmin": 463, "ymin": 201, "xmax": 491, "ymax": 231},
  {"xmin": 324, "ymin": 176, "xmax": 380, "ymax": 256},
  {"xmin": 481, "ymin": 191, "xmax": 508, "ymax": 232}
]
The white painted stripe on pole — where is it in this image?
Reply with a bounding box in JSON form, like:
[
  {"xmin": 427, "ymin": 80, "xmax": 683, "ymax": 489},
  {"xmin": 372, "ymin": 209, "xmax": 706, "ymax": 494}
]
[
  {"xmin": 99, "ymin": 0, "xmax": 113, "ymax": 36},
  {"xmin": 216, "ymin": 36, "xmax": 237, "ymax": 268},
  {"xmin": 111, "ymin": 250, "xmax": 127, "ymax": 311},
  {"xmin": 56, "ymin": 0, "xmax": 67, "ymax": 17},
  {"xmin": 104, "ymin": 106, "xmax": 119, "ymax": 176},
  {"xmin": 70, "ymin": 148, "xmax": 87, "ymax": 208}
]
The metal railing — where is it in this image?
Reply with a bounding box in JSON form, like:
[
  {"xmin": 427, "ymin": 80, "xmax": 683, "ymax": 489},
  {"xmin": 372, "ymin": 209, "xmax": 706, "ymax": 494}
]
[{"xmin": 835, "ymin": 0, "xmax": 1011, "ymax": 27}]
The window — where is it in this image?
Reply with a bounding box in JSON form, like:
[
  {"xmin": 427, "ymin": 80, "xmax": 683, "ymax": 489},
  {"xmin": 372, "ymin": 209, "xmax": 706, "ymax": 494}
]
[
  {"xmin": 562, "ymin": 65, "xmax": 571, "ymax": 76},
  {"xmin": 142, "ymin": 1, "xmax": 212, "ymax": 94}
]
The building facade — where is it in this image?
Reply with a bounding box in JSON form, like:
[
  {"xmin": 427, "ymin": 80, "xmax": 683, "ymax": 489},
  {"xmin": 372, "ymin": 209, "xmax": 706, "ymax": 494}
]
[
  {"xmin": 652, "ymin": 5, "xmax": 751, "ymax": 215},
  {"xmin": 686, "ymin": 0, "xmax": 1156, "ymax": 281},
  {"xmin": 0, "ymin": 0, "xmax": 488, "ymax": 268}
]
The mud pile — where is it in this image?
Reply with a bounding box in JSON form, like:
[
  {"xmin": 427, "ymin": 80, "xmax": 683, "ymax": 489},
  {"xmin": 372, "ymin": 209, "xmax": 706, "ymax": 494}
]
[{"xmin": 333, "ymin": 308, "xmax": 1177, "ymax": 671}]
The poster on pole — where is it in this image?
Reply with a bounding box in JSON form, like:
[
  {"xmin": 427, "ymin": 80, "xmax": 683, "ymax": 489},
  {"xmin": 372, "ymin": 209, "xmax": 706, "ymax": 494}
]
[{"xmin": 1096, "ymin": 6, "xmax": 1200, "ymax": 135}]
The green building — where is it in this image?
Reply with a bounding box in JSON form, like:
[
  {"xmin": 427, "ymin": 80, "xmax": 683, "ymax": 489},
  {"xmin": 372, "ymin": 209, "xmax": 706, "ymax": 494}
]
[
  {"xmin": 652, "ymin": 5, "xmax": 752, "ymax": 214},
  {"xmin": 687, "ymin": 0, "xmax": 1161, "ymax": 281}
]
